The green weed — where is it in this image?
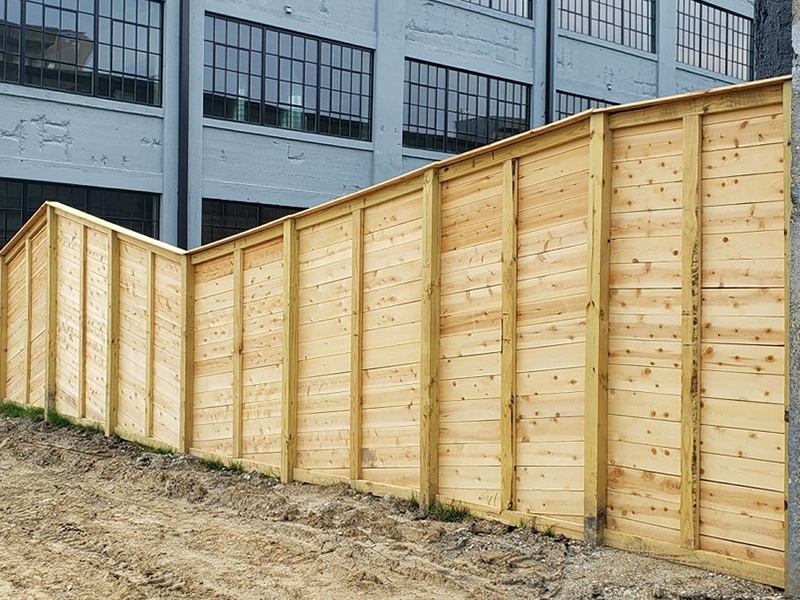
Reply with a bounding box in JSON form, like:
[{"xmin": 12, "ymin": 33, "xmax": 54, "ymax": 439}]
[
  {"xmin": 408, "ymin": 492, "xmax": 420, "ymax": 511},
  {"xmin": 0, "ymin": 401, "xmax": 44, "ymax": 421},
  {"xmin": 199, "ymin": 457, "xmax": 226, "ymax": 471},
  {"xmin": 46, "ymin": 410, "xmax": 73, "ymax": 429},
  {"xmin": 428, "ymin": 500, "xmax": 470, "ymax": 523}
]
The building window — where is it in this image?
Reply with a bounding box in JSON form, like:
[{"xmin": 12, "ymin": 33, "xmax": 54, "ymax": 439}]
[
  {"xmin": 0, "ymin": 178, "xmax": 159, "ymax": 246},
  {"xmin": 0, "ymin": 0, "xmax": 163, "ymax": 106},
  {"xmin": 202, "ymin": 198, "xmax": 301, "ymax": 244},
  {"xmin": 403, "ymin": 59, "xmax": 530, "ymax": 154},
  {"xmin": 458, "ymin": 0, "xmax": 532, "ymax": 18},
  {"xmin": 558, "ymin": 0, "xmax": 655, "ymax": 53},
  {"xmin": 555, "ymin": 90, "xmax": 615, "ymax": 120},
  {"xmin": 203, "ymin": 14, "xmax": 373, "ymax": 141},
  {"xmin": 677, "ymin": 0, "xmax": 752, "ymax": 80}
]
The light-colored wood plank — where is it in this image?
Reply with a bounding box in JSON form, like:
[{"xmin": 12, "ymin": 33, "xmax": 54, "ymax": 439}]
[
  {"xmin": 350, "ymin": 208, "xmax": 364, "ymax": 481},
  {"xmin": 45, "ymin": 206, "xmax": 58, "ymax": 415},
  {"xmin": 282, "ymin": 220, "xmax": 299, "ymax": 483},
  {"xmin": 104, "ymin": 230, "xmax": 119, "ymax": 436},
  {"xmin": 420, "ymin": 167, "xmax": 441, "ymax": 507},
  {"xmin": 700, "ymin": 453, "xmax": 784, "ymax": 493},
  {"xmin": 500, "ymin": 158, "xmax": 518, "ymax": 512},
  {"xmin": 232, "ymin": 248, "xmax": 244, "ymax": 459}
]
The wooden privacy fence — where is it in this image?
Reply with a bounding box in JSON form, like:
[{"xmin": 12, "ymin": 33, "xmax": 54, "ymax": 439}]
[{"xmin": 0, "ymin": 76, "xmax": 791, "ymax": 588}]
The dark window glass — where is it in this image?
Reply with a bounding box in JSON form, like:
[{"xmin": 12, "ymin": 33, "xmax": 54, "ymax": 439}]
[
  {"xmin": 202, "ymin": 198, "xmax": 301, "ymax": 244},
  {"xmin": 0, "ymin": 0, "xmax": 162, "ymax": 105},
  {"xmin": 403, "ymin": 59, "xmax": 530, "ymax": 154},
  {"xmin": 558, "ymin": 0, "xmax": 655, "ymax": 53},
  {"xmin": 458, "ymin": 0, "xmax": 532, "ymax": 18},
  {"xmin": 0, "ymin": 177, "xmax": 159, "ymax": 246},
  {"xmin": 203, "ymin": 13, "xmax": 373, "ymax": 142},
  {"xmin": 677, "ymin": 0, "xmax": 752, "ymax": 80},
  {"xmin": 555, "ymin": 90, "xmax": 615, "ymax": 120}
]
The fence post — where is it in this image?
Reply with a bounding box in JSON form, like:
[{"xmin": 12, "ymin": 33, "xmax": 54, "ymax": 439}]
[
  {"xmin": 281, "ymin": 218, "xmax": 299, "ymax": 484},
  {"xmin": 24, "ymin": 236, "xmax": 32, "ymax": 408},
  {"xmin": 0, "ymin": 248, "xmax": 7, "ymax": 402},
  {"xmin": 179, "ymin": 253, "xmax": 194, "ymax": 453},
  {"xmin": 232, "ymin": 248, "xmax": 244, "ymax": 459},
  {"xmin": 500, "ymin": 158, "xmax": 519, "ymax": 512},
  {"xmin": 420, "ymin": 168, "xmax": 442, "ymax": 507},
  {"xmin": 350, "ymin": 209, "xmax": 365, "ymax": 481},
  {"xmin": 584, "ymin": 112, "xmax": 611, "ymax": 545},
  {"xmin": 145, "ymin": 249, "xmax": 156, "ymax": 438},
  {"xmin": 45, "ymin": 205, "xmax": 58, "ymax": 416},
  {"xmin": 104, "ymin": 229, "xmax": 119, "ymax": 437},
  {"xmin": 784, "ymin": 72, "xmax": 798, "ymax": 594},
  {"xmin": 680, "ymin": 114, "xmax": 703, "ymax": 549},
  {"xmin": 77, "ymin": 224, "xmax": 87, "ymax": 419}
]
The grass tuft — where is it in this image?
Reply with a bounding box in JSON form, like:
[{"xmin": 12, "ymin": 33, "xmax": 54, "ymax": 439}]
[
  {"xmin": 408, "ymin": 492, "xmax": 420, "ymax": 511},
  {"xmin": 46, "ymin": 410, "xmax": 73, "ymax": 429},
  {"xmin": 428, "ymin": 500, "xmax": 470, "ymax": 523},
  {"xmin": 228, "ymin": 461, "xmax": 244, "ymax": 472},
  {"xmin": 199, "ymin": 457, "xmax": 226, "ymax": 471},
  {"xmin": 0, "ymin": 401, "xmax": 45, "ymax": 421},
  {"xmin": 543, "ymin": 524, "xmax": 556, "ymax": 537}
]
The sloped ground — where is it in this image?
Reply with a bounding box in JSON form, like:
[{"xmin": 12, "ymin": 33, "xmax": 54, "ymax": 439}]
[{"xmin": 0, "ymin": 414, "xmax": 785, "ymax": 600}]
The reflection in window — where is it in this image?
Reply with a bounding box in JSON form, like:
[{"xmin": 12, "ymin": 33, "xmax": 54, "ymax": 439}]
[
  {"xmin": 203, "ymin": 14, "xmax": 373, "ymax": 141},
  {"xmin": 0, "ymin": 0, "xmax": 162, "ymax": 105},
  {"xmin": 403, "ymin": 59, "xmax": 530, "ymax": 154},
  {"xmin": 202, "ymin": 198, "xmax": 300, "ymax": 244},
  {"xmin": 677, "ymin": 0, "xmax": 752, "ymax": 80},
  {"xmin": 558, "ymin": 0, "xmax": 655, "ymax": 53},
  {"xmin": 555, "ymin": 90, "xmax": 615, "ymax": 120},
  {"xmin": 0, "ymin": 177, "xmax": 159, "ymax": 246},
  {"xmin": 459, "ymin": 0, "xmax": 532, "ymax": 18}
]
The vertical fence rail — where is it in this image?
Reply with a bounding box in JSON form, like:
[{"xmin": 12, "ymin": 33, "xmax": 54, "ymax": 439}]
[
  {"xmin": 77, "ymin": 224, "xmax": 87, "ymax": 419},
  {"xmin": 500, "ymin": 158, "xmax": 519, "ymax": 512},
  {"xmin": 350, "ymin": 209, "xmax": 365, "ymax": 481},
  {"xmin": 45, "ymin": 206, "xmax": 58, "ymax": 415},
  {"xmin": 23, "ymin": 237, "xmax": 32, "ymax": 408},
  {"xmin": 104, "ymin": 230, "xmax": 119, "ymax": 437},
  {"xmin": 0, "ymin": 251, "xmax": 7, "ymax": 402},
  {"xmin": 144, "ymin": 249, "xmax": 156, "ymax": 437},
  {"xmin": 282, "ymin": 219, "xmax": 299, "ymax": 483},
  {"xmin": 584, "ymin": 112, "xmax": 612, "ymax": 545},
  {"xmin": 420, "ymin": 167, "xmax": 442, "ymax": 507},
  {"xmin": 680, "ymin": 114, "xmax": 703, "ymax": 549},
  {"xmin": 179, "ymin": 253, "xmax": 194, "ymax": 454},
  {"xmin": 232, "ymin": 248, "xmax": 244, "ymax": 460}
]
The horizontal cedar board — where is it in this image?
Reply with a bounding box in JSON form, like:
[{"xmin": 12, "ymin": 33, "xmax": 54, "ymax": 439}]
[
  {"xmin": 608, "ymin": 415, "xmax": 680, "ymax": 447},
  {"xmin": 439, "ymin": 421, "xmax": 501, "ymax": 445},
  {"xmin": 515, "ymin": 465, "xmax": 583, "ymax": 491},
  {"xmin": 363, "ymin": 193, "xmax": 422, "ymax": 235},
  {"xmin": 516, "ymin": 415, "xmax": 584, "ymax": 442},
  {"xmin": 297, "ymin": 296, "xmax": 351, "ymax": 324},
  {"xmin": 439, "ymin": 354, "xmax": 500, "ymax": 380},
  {"xmin": 516, "ymin": 366, "xmax": 584, "ymax": 396},
  {"xmin": 701, "ymin": 480, "xmax": 783, "ymax": 521},
  {"xmin": 702, "ymin": 288, "xmax": 784, "ymax": 317},
  {"xmin": 515, "ymin": 490, "xmax": 583, "ymax": 516},
  {"xmin": 609, "ymin": 261, "xmax": 681, "ymax": 289},
  {"xmin": 515, "ymin": 392, "xmax": 585, "ymax": 419},
  {"xmin": 607, "ymin": 489, "xmax": 680, "ymax": 531},
  {"xmin": 517, "ymin": 316, "xmax": 586, "ymax": 349},
  {"xmin": 438, "ymin": 487, "xmax": 500, "ymax": 508},
  {"xmin": 702, "ymin": 172, "xmax": 784, "ymax": 207},
  {"xmin": 703, "ymin": 230, "xmax": 784, "ymax": 261},
  {"xmin": 700, "ymin": 453, "xmax": 784, "ymax": 493},
  {"xmin": 362, "ymin": 320, "xmax": 420, "ymax": 350},
  {"xmin": 361, "ymin": 468, "xmax": 420, "ymax": 489},
  {"xmin": 516, "ymin": 440, "xmax": 584, "ymax": 466},
  {"xmin": 518, "ymin": 169, "xmax": 589, "ymax": 211},
  {"xmin": 362, "ymin": 236, "xmax": 422, "ymax": 274},
  {"xmin": 700, "ymin": 535, "xmax": 785, "ymax": 570},
  {"xmin": 607, "ymin": 363, "xmax": 681, "ymax": 396},
  {"xmin": 703, "ymin": 109, "xmax": 783, "ymax": 152},
  {"xmin": 363, "ymin": 341, "xmax": 419, "ymax": 370},
  {"xmin": 440, "ymin": 164, "xmax": 503, "ymax": 205},
  {"xmin": 608, "ymin": 313, "xmax": 681, "ymax": 342},
  {"xmin": 439, "ymin": 442, "xmax": 500, "ymax": 466},
  {"xmin": 518, "ymin": 220, "xmax": 588, "ymax": 256},
  {"xmin": 361, "ymin": 365, "xmax": 419, "ymax": 392},
  {"xmin": 611, "ymin": 208, "xmax": 682, "ymax": 239},
  {"xmin": 297, "ymin": 336, "xmax": 350, "ymax": 361},
  {"xmin": 439, "ymin": 328, "xmax": 499, "ymax": 359},
  {"xmin": 517, "ymin": 243, "xmax": 587, "ymax": 280},
  {"xmin": 360, "ymin": 404, "xmax": 418, "ymax": 429},
  {"xmin": 611, "ymin": 120, "xmax": 682, "ymax": 160},
  {"xmin": 612, "ymin": 182, "xmax": 682, "ymax": 214},
  {"xmin": 608, "ymin": 440, "xmax": 680, "ymax": 476},
  {"xmin": 361, "ymin": 425, "xmax": 419, "ymax": 448},
  {"xmin": 612, "ymin": 154, "xmax": 683, "ymax": 188},
  {"xmin": 701, "ymin": 343, "xmax": 783, "ymax": 375},
  {"xmin": 441, "ymin": 220, "xmax": 502, "ymax": 254},
  {"xmin": 298, "ymin": 237, "xmax": 351, "ymax": 271},
  {"xmin": 610, "ymin": 235, "xmax": 681, "ymax": 265},
  {"xmin": 607, "ymin": 465, "xmax": 681, "ymax": 503},
  {"xmin": 702, "ymin": 142, "xmax": 784, "ymax": 180},
  {"xmin": 516, "ymin": 342, "xmax": 586, "ymax": 372},
  {"xmin": 517, "ymin": 136, "xmax": 589, "ymax": 176},
  {"xmin": 363, "ymin": 264, "xmax": 421, "ymax": 298},
  {"xmin": 608, "ymin": 338, "xmax": 681, "ymax": 369},
  {"xmin": 606, "ymin": 515, "xmax": 681, "ymax": 546},
  {"xmin": 608, "ymin": 389, "xmax": 680, "ymax": 421},
  {"xmin": 440, "ymin": 398, "xmax": 498, "ymax": 424},
  {"xmin": 439, "ymin": 376, "xmax": 499, "ymax": 402},
  {"xmin": 701, "ymin": 370, "xmax": 783, "ymax": 404},
  {"xmin": 516, "ymin": 269, "xmax": 586, "ymax": 302},
  {"xmin": 361, "ymin": 445, "xmax": 419, "ymax": 469},
  {"xmin": 702, "ymin": 201, "xmax": 784, "ymax": 234},
  {"xmin": 701, "ymin": 397, "xmax": 784, "ymax": 433},
  {"xmin": 701, "ymin": 507, "xmax": 785, "ymax": 552},
  {"xmin": 242, "ymin": 237, "xmax": 283, "ymax": 268},
  {"xmin": 439, "ymin": 465, "xmax": 500, "ymax": 490},
  {"xmin": 298, "ymin": 259, "xmax": 352, "ymax": 289},
  {"xmin": 296, "ymin": 448, "xmax": 349, "ymax": 471},
  {"xmin": 297, "ymin": 217, "xmax": 352, "ymax": 258},
  {"xmin": 294, "ymin": 428, "xmax": 349, "ymax": 450},
  {"xmin": 700, "ymin": 425, "xmax": 783, "ymax": 463},
  {"xmin": 702, "ymin": 259, "xmax": 783, "ymax": 288}
]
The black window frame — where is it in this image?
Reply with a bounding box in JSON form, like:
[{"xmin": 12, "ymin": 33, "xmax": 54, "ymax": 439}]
[
  {"xmin": 458, "ymin": 0, "xmax": 533, "ymax": 19},
  {"xmin": 202, "ymin": 198, "xmax": 301, "ymax": 245},
  {"xmin": 203, "ymin": 13, "xmax": 374, "ymax": 142},
  {"xmin": 558, "ymin": 0, "xmax": 655, "ymax": 53},
  {"xmin": 676, "ymin": 0, "xmax": 752, "ymax": 80},
  {"xmin": 0, "ymin": 177, "xmax": 160, "ymax": 247},
  {"xmin": 403, "ymin": 58, "xmax": 531, "ymax": 154},
  {"xmin": 0, "ymin": 0, "xmax": 163, "ymax": 106},
  {"xmin": 555, "ymin": 90, "xmax": 615, "ymax": 120}
]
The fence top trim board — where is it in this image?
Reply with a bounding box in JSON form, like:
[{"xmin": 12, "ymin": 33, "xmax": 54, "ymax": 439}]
[{"xmin": 1, "ymin": 75, "xmax": 788, "ymax": 261}]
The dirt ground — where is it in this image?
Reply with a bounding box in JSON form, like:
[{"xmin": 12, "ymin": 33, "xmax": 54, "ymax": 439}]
[{"xmin": 0, "ymin": 414, "xmax": 786, "ymax": 600}]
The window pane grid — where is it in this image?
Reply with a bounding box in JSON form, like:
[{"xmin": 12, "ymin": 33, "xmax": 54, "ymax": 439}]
[
  {"xmin": 555, "ymin": 90, "xmax": 615, "ymax": 120},
  {"xmin": 558, "ymin": 0, "xmax": 655, "ymax": 53},
  {"xmin": 403, "ymin": 58, "xmax": 530, "ymax": 154},
  {"xmin": 677, "ymin": 0, "xmax": 752, "ymax": 80},
  {"xmin": 204, "ymin": 13, "xmax": 373, "ymax": 142},
  {"xmin": 1, "ymin": 0, "xmax": 162, "ymax": 105},
  {"xmin": 0, "ymin": 177, "xmax": 159, "ymax": 246},
  {"xmin": 202, "ymin": 198, "xmax": 301, "ymax": 245},
  {"xmin": 458, "ymin": 0, "xmax": 532, "ymax": 19}
]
